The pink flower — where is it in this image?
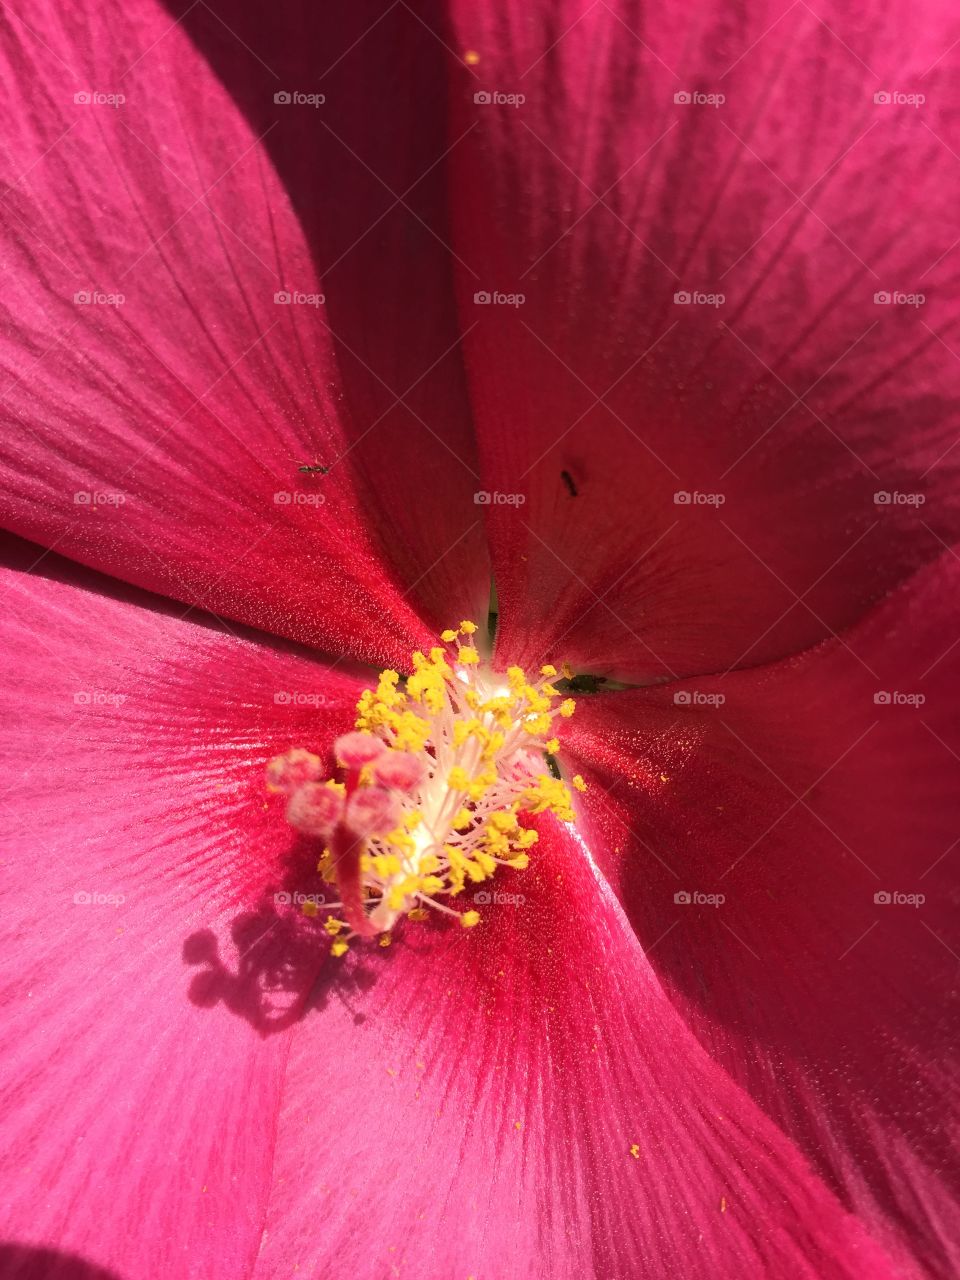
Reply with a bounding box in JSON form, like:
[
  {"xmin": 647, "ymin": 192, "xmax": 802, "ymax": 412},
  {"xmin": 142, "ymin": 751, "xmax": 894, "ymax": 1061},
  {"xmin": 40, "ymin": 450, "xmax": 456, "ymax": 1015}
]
[{"xmin": 1, "ymin": 3, "xmax": 959, "ymax": 1279}]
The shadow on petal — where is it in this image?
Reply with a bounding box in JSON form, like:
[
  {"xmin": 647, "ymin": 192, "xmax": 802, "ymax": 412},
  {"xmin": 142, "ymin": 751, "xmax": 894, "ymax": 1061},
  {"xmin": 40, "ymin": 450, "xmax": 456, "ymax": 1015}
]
[
  {"xmin": 183, "ymin": 835, "xmax": 381, "ymax": 1035},
  {"xmin": 0, "ymin": 1245, "xmax": 124, "ymax": 1280}
]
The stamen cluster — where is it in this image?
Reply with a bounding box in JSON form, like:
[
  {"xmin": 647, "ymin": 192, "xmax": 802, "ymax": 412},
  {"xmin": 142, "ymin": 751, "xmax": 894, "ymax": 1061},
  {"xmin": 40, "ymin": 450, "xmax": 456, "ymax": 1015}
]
[{"xmin": 266, "ymin": 622, "xmax": 585, "ymax": 953}]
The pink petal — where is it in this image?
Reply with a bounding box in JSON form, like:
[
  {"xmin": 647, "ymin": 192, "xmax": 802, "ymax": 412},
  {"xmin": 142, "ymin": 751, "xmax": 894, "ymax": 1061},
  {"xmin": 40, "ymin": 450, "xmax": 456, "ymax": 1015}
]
[
  {"xmin": 0, "ymin": 0, "xmax": 488, "ymax": 666},
  {"xmin": 252, "ymin": 816, "xmax": 905, "ymax": 1279},
  {"xmin": 447, "ymin": 0, "xmax": 960, "ymax": 680},
  {"xmin": 563, "ymin": 545, "xmax": 960, "ymax": 1277},
  {"xmin": 0, "ymin": 544, "xmax": 363, "ymax": 1279}
]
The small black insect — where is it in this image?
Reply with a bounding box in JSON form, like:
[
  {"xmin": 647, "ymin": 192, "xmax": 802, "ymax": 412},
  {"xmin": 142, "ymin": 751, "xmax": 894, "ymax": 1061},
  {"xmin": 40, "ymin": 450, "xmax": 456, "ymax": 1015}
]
[
  {"xmin": 298, "ymin": 462, "xmax": 329, "ymax": 475},
  {"xmin": 564, "ymin": 674, "xmax": 608, "ymax": 694},
  {"xmin": 560, "ymin": 469, "xmax": 578, "ymax": 497},
  {"xmin": 545, "ymin": 752, "xmax": 563, "ymax": 780}
]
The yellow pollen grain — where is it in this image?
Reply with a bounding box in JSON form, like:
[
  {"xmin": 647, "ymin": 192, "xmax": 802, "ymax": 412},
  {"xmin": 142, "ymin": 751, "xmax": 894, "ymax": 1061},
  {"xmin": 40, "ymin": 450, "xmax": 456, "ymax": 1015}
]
[
  {"xmin": 464, "ymin": 49, "xmax": 480, "ymax": 65},
  {"xmin": 629, "ymin": 1144, "xmax": 640, "ymax": 1159}
]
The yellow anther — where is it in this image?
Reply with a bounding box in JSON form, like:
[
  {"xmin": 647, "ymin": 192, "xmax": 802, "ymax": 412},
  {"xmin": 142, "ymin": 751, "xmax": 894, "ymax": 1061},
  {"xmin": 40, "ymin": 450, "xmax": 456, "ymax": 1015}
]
[
  {"xmin": 373, "ymin": 854, "xmax": 402, "ymax": 878},
  {"xmin": 475, "ymin": 851, "xmax": 497, "ymax": 876},
  {"xmin": 481, "ymin": 731, "xmax": 505, "ymax": 761},
  {"xmin": 459, "ymin": 620, "xmax": 478, "ymax": 634},
  {"xmin": 468, "ymin": 771, "xmax": 495, "ymax": 802},
  {"xmin": 461, "ymin": 910, "xmax": 481, "ymax": 927},
  {"xmin": 448, "ymin": 766, "xmax": 471, "ymax": 790},
  {"xmin": 559, "ymin": 698, "xmax": 576, "ymax": 718},
  {"xmin": 488, "ymin": 811, "xmax": 518, "ymax": 833},
  {"xmin": 453, "ymin": 718, "xmax": 483, "ymax": 746},
  {"xmin": 572, "ymin": 774, "xmax": 587, "ymax": 792},
  {"xmin": 330, "ymin": 939, "xmax": 349, "ymax": 957},
  {"xmin": 458, "ymin": 646, "xmax": 480, "ymax": 665},
  {"xmin": 440, "ymin": 629, "xmax": 458, "ymax": 642},
  {"xmin": 540, "ymin": 664, "xmax": 557, "ymax": 677}
]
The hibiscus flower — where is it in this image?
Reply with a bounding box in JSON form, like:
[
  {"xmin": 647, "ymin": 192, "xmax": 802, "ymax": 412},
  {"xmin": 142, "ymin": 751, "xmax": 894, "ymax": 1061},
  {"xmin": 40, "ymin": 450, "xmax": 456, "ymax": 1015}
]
[{"xmin": 1, "ymin": 2, "xmax": 959, "ymax": 1278}]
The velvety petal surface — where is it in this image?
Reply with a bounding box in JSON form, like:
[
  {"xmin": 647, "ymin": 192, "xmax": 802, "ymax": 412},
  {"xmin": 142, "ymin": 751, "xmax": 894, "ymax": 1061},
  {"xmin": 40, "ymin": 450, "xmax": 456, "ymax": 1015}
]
[
  {"xmin": 0, "ymin": 544, "xmax": 363, "ymax": 1279},
  {"xmin": 446, "ymin": 0, "xmax": 960, "ymax": 680},
  {"xmin": 250, "ymin": 816, "xmax": 907, "ymax": 1280},
  {"xmin": 562, "ymin": 547, "xmax": 960, "ymax": 1277},
  {"xmin": 0, "ymin": 0, "xmax": 488, "ymax": 667}
]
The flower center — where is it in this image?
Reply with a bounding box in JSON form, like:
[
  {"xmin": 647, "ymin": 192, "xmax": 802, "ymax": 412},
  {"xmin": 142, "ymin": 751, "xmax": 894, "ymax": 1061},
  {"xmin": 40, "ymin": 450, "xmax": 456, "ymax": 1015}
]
[{"xmin": 266, "ymin": 621, "xmax": 585, "ymax": 954}]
